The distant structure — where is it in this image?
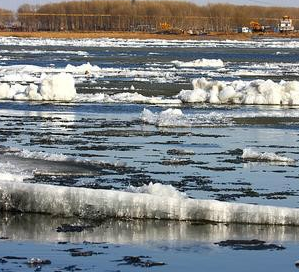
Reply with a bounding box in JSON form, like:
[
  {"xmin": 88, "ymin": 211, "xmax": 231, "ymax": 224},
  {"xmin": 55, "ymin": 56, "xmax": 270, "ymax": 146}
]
[
  {"xmin": 278, "ymin": 16, "xmax": 294, "ymax": 32},
  {"xmin": 238, "ymin": 26, "xmax": 250, "ymax": 33}
]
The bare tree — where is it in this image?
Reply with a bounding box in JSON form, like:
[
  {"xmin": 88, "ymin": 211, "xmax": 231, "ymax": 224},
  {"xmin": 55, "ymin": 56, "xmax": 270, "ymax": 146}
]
[{"xmin": 15, "ymin": 1, "xmax": 299, "ymax": 32}]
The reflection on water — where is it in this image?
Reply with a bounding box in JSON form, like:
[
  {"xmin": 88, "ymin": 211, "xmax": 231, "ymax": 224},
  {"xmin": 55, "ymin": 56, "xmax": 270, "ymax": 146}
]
[{"xmin": 2, "ymin": 212, "xmax": 299, "ymax": 245}]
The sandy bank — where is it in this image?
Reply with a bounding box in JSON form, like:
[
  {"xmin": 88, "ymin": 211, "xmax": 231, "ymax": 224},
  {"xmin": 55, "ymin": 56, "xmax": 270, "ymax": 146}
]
[{"xmin": 0, "ymin": 31, "xmax": 297, "ymax": 40}]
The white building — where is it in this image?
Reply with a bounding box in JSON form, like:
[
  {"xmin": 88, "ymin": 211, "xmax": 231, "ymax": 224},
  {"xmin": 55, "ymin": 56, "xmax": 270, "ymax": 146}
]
[
  {"xmin": 238, "ymin": 26, "xmax": 251, "ymax": 33},
  {"xmin": 279, "ymin": 16, "xmax": 294, "ymax": 32}
]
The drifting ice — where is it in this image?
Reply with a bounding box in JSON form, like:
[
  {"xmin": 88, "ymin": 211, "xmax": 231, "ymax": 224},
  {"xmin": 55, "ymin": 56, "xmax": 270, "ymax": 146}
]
[
  {"xmin": 172, "ymin": 58, "xmax": 224, "ymax": 68},
  {"xmin": 178, "ymin": 78, "xmax": 299, "ymax": 105},
  {"xmin": 140, "ymin": 108, "xmax": 231, "ymax": 127},
  {"xmin": 242, "ymin": 148, "xmax": 295, "ymax": 163},
  {"xmin": 0, "ymin": 73, "xmax": 76, "ymax": 101},
  {"xmin": 76, "ymin": 93, "xmax": 181, "ymax": 104},
  {"xmin": 1, "ymin": 181, "xmax": 299, "ymax": 225},
  {"xmin": 140, "ymin": 108, "xmax": 190, "ymax": 127}
]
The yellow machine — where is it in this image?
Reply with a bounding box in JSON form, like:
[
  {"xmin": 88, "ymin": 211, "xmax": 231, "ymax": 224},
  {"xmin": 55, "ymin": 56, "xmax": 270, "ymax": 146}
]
[
  {"xmin": 160, "ymin": 22, "xmax": 171, "ymax": 31},
  {"xmin": 250, "ymin": 21, "xmax": 263, "ymax": 32}
]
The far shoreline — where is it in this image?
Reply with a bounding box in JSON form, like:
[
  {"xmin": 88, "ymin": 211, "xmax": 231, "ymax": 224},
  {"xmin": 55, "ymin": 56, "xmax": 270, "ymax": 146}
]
[{"xmin": 0, "ymin": 31, "xmax": 298, "ymax": 40}]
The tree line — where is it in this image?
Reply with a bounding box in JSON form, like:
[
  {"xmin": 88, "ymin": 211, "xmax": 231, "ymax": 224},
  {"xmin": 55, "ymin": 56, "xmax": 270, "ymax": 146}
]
[
  {"xmin": 2, "ymin": 1, "xmax": 299, "ymax": 32},
  {"xmin": 0, "ymin": 8, "xmax": 14, "ymax": 28}
]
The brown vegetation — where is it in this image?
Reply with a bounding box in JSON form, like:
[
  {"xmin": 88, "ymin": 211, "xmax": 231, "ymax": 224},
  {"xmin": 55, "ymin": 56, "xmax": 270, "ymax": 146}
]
[
  {"xmin": 5, "ymin": 1, "xmax": 299, "ymax": 33},
  {"xmin": 0, "ymin": 8, "xmax": 14, "ymax": 28}
]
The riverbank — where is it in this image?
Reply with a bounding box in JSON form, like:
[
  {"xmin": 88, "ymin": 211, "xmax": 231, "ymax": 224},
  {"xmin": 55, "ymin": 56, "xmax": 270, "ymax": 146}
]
[{"xmin": 0, "ymin": 31, "xmax": 297, "ymax": 40}]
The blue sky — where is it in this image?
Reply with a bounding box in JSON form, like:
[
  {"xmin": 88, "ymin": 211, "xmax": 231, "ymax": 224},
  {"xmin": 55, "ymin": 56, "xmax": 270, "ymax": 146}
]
[{"xmin": 2, "ymin": 0, "xmax": 299, "ymax": 11}]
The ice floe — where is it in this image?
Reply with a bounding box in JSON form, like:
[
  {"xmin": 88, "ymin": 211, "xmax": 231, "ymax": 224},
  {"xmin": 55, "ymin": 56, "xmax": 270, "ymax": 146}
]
[
  {"xmin": 140, "ymin": 108, "xmax": 190, "ymax": 127},
  {"xmin": 0, "ymin": 73, "xmax": 76, "ymax": 101},
  {"xmin": 242, "ymin": 148, "xmax": 295, "ymax": 163},
  {"xmin": 140, "ymin": 108, "xmax": 232, "ymax": 127},
  {"xmin": 1, "ymin": 181, "xmax": 299, "ymax": 225},
  {"xmin": 0, "ymin": 61, "xmax": 299, "ymax": 105},
  {"xmin": 167, "ymin": 148, "xmax": 195, "ymax": 156},
  {"xmin": 76, "ymin": 93, "xmax": 181, "ymax": 104},
  {"xmin": 172, "ymin": 58, "xmax": 224, "ymax": 68},
  {"xmin": 178, "ymin": 78, "xmax": 299, "ymax": 105},
  {"xmin": 2, "ymin": 147, "xmax": 127, "ymax": 171},
  {"xmin": 14, "ymin": 149, "xmax": 70, "ymax": 162},
  {"xmin": 0, "ymin": 62, "xmax": 179, "ymax": 85}
]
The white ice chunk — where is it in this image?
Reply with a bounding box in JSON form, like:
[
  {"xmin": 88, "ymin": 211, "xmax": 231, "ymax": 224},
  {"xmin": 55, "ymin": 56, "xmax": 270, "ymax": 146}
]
[
  {"xmin": 39, "ymin": 73, "xmax": 76, "ymax": 101},
  {"xmin": 177, "ymin": 77, "xmax": 299, "ymax": 105},
  {"xmin": 140, "ymin": 108, "xmax": 231, "ymax": 127},
  {"xmin": 0, "ymin": 83, "xmax": 12, "ymax": 99},
  {"xmin": 65, "ymin": 62, "xmax": 100, "ymax": 74},
  {"xmin": 140, "ymin": 108, "xmax": 190, "ymax": 127},
  {"xmin": 242, "ymin": 148, "xmax": 295, "ymax": 163},
  {"xmin": 0, "ymin": 73, "xmax": 76, "ymax": 101},
  {"xmin": 178, "ymin": 88, "xmax": 207, "ymax": 103},
  {"xmin": 172, "ymin": 58, "xmax": 224, "ymax": 68}
]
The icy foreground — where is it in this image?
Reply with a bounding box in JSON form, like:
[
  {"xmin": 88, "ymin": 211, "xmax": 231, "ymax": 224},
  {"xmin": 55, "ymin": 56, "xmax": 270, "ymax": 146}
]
[
  {"xmin": 1, "ymin": 181, "xmax": 299, "ymax": 225},
  {"xmin": 179, "ymin": 78, "xmax": 299, "ymax": 105},
  {"xmin": 0, "ymin": 73, "xmax": 76, "ymax": 101}
]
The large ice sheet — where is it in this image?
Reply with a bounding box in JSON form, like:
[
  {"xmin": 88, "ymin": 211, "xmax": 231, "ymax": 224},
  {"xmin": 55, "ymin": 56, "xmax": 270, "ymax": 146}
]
[{"xmin": 1, "ymin": 181, "xmax": 299, "ymax": 225}]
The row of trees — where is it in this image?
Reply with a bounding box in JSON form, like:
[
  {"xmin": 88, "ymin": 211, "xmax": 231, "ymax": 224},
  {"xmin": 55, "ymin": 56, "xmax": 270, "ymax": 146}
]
[
  {"xmin": 1, "ymin": 1, "xmax": 299, "ymax": 32},
  {"xmin": 0, "ymin": 8, "xmax": 14, "ymax": 28}
]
